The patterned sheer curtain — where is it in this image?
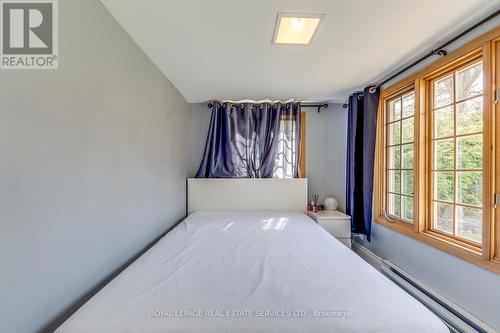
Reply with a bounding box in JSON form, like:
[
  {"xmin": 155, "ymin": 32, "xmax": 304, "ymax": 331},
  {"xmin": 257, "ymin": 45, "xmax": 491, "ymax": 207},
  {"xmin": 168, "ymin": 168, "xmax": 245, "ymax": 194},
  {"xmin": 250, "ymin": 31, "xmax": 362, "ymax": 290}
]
[
  {"xmin": 273, "ymin": 115, "xmax": 299, "ymax": 178},
  {"xmin": 196, "ymin": 101, "xmax": 301, "ymax": 178}
]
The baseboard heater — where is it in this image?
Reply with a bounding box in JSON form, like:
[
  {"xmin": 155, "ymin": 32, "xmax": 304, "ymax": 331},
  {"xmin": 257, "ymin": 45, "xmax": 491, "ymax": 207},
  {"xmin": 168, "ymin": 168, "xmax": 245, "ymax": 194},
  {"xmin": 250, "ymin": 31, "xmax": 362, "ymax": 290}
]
[{"xmin": 380, "ymin": 259, "xmax": 496, "ymax": 333}]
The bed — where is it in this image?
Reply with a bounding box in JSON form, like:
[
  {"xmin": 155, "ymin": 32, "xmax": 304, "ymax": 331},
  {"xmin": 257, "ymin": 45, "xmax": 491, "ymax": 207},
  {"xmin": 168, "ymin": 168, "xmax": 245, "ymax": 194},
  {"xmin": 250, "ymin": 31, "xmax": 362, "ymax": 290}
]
[{"xmin": 56, "ymin": 179, "xmax": 448, "ymax": 333}]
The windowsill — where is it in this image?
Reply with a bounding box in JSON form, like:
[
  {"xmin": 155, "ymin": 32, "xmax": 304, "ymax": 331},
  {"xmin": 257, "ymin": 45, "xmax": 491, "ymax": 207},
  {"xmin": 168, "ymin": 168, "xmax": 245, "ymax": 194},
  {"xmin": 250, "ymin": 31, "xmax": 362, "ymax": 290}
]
[{"xmin": 374, "ymin": 215, "xmax": 500, "ymax": 274}]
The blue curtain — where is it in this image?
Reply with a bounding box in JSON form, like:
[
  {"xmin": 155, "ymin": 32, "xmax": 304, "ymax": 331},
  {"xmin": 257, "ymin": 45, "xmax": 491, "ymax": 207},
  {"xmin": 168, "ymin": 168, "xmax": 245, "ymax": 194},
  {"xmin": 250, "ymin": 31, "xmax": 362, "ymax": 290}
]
[
  {"xmin": 346, "ymin": 87, "xmax": 380, "ymax": 241},
  {"xmin": 196, "ymin": 101, "xmax": 301, "ymax": 178}
]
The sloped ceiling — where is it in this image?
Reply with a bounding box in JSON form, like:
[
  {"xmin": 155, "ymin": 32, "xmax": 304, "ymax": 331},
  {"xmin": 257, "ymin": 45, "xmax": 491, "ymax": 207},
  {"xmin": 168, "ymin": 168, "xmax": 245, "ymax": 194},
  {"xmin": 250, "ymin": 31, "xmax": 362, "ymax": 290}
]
[{"xmin": 100, "ymin": 0, "xmax": 499, "ymax": 103}]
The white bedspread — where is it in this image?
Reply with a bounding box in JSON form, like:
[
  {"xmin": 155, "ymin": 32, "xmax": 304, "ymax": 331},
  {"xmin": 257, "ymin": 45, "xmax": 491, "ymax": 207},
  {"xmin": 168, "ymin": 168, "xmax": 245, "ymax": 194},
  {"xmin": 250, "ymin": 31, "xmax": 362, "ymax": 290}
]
[{"xmin": 56, "ymin": 211, "xmax": 448, "ymax": 333}]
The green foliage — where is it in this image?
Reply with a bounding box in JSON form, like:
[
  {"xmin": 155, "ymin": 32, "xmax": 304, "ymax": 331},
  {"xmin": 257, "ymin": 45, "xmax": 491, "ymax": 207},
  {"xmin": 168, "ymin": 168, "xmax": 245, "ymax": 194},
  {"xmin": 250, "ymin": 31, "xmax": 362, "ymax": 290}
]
[
  {"xmin": 435, "ymin": 139, "xmax": 454, "ymax": 169},
  {"xmin": 435, "ymin": 172, "xmax": 453, "ymax": 202},
  {"xmin": 458, "ymin": 135, "xmax": 482, "ymax": 169}
]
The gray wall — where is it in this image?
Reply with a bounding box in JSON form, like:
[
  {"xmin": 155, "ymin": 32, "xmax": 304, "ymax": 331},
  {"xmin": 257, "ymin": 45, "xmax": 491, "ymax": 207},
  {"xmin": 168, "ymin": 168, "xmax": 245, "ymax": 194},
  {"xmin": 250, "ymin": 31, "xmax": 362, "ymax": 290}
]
[
  {"xmin": 305, "ymin": 104, "xmax": 348, "ymax": 212},
  {"xmin": 0, "ymin": 1, "xmax": 207, "ymax": 332},
  {"xmin": 354, "ymin": 19, "xmax": 500, "ymax": 330},
  {"xmin": 189, "ymin": 104, "xmax": 212, "ymax": 167}
]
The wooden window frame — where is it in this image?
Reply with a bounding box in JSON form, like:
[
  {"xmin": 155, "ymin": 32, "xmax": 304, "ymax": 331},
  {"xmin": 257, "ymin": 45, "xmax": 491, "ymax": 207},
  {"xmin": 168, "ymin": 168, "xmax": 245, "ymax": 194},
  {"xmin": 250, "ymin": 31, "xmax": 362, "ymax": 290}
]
[
  {"xmin": 299, "ymin": 111, "xmax": 306, "ymax": 178},
  {"xmin": 374, "ymin": 27, "xmax": 500, "ymax": 274},
  {"xmin": 381, "ymin": 87, "xmax": 417, "ymax": 228},
  {"xmin": 426, "ymin": 55, "xmax": 485, "ymax": 249},
  {"xmin": 494, "ymin": 37, "xmax": 500, "ymax": 266}
]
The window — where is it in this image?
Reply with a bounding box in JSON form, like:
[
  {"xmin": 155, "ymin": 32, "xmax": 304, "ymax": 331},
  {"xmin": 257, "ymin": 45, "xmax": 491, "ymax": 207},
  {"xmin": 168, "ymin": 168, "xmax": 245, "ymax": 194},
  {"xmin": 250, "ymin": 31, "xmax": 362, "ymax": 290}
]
[
  {"xmin": 374, "ymin": 27, "xmax": 500, "ymax": 274},
  {"xmin": 273, "ymin": 112, "xmax": 306, "ymax": 178},
  {"xmin": 273, "ymin": 116, "xmax": 298, "ymax": 178},
  {"xmin": 385, "ymin": 91, "xmax": 415, "ymax": 223},
  {"xmin": 430, "ymin": 61, "xmax": 484, "ymax": 245}
]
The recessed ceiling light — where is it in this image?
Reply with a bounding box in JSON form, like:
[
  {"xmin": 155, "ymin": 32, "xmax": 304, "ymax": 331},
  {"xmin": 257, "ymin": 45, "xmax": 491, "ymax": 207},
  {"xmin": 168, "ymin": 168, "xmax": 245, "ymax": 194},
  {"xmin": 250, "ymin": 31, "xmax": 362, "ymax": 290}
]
[{"xmin": 273, "ymin": 13, "xmax": 324, "ymax": 45}]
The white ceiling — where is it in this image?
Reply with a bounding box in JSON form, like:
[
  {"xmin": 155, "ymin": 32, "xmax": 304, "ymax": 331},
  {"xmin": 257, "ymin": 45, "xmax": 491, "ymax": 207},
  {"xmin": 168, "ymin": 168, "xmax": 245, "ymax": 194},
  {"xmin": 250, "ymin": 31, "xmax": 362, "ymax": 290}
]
[{"xmin": 100, "ymin": 0, "xmax": 499, "ymax": 103}]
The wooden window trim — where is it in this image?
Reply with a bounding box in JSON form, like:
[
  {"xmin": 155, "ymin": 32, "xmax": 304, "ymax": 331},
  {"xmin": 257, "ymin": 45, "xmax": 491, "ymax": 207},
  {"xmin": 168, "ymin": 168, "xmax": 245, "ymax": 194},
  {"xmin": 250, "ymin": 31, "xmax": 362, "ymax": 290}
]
[
  {"xmin": 494, "ymin": 37, "xmax": 500, "ymax": 263},
  {"xmin": 374, "ymin": 27, "xmax": 500, "ymax": 274},
  {"xmin": 299, "ymin": 111, "xmax": 306, "ymax": 178}
]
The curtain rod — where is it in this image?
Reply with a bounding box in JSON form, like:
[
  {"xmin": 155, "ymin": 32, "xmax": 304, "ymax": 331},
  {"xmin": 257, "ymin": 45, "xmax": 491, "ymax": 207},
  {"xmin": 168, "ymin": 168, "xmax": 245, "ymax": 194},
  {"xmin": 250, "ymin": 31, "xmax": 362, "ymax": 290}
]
[
  {"xmin": 300, "ymin": 103, "xmax": 328, "ymax": 112},
  {"xmin": 207, "ymin": 102, "xmax": 329, "ymax": 112}
]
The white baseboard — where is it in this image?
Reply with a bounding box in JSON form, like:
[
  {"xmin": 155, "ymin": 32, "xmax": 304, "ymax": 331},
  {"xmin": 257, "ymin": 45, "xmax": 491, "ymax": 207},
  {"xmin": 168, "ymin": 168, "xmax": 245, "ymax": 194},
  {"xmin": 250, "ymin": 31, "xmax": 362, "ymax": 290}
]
[{"xmin": 351, "ymin": 241, "xmax": 383, "ymax": 271}]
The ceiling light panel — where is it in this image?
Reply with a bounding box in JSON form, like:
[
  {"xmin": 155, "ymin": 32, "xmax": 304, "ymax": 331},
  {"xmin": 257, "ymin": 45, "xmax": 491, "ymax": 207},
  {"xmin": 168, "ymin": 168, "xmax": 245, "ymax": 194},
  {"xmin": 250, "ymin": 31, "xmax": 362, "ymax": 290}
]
[{"xmin": 273, "ymin": 13, "xmax": 324, "ymax": 45}]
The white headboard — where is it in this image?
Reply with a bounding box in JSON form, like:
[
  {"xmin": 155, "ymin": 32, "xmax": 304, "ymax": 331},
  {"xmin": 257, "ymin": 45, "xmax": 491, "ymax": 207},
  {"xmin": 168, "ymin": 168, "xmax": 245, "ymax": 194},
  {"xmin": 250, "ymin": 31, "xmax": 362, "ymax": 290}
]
[{"xmin": 187, "ymin": 178, "xmax": 308, "ymax": 214}]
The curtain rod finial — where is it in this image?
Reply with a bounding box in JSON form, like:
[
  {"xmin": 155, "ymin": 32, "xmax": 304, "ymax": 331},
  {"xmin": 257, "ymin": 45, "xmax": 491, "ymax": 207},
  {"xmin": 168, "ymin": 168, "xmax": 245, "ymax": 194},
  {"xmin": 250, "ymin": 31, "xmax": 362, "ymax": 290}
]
[
  {"xmin": 432, "ymin": 49, "xmax": 447, "ymax": 56},
  {"xmin": 316, "ymin": 103, "xmax": 328, "ymax": 113}
]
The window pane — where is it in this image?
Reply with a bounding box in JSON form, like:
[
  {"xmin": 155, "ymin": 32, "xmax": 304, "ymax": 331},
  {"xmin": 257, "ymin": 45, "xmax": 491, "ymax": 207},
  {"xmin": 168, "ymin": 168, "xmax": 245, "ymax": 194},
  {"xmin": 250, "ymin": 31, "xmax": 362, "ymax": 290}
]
[
  {"xmin": 402, "ymin": 92, "xmax": 414, "ymax": 117},
  {"xmin": 388, "ymin": 146, "xmax": 401, "ymax": 169},
  {"xmin": 388, "ymin": 170, "xmax": 400, "ymax": 193},
  {"xmin": 456, "ymin": 97, "xmax": 482, "ymax": 135},
  {"xmin": 434, "ymin": 171, "xmax": 454, "ymax": 202},
  {"xmin": 434, "ymin": 139, "xmax": 454, "ymax": 169},
  {"xmin": 402, "ymin": 117, "xmax": 414, "ymax": 143},
  {"xmin": 388, "ymin": 194, "xmax": 401, "ymax": 217},
  {"xmin": 388, "ymin": 121, "xmax": 401, "ymax": 145},
  {"xmin": 388, "ymin": 98, "xmax": 401, "ymax": 122},
  {"xmin": 456, "ymin": 206, "xmax": 482, "ymax": 243},
  {"xmin": 401, "ymin": 196, "xmax": 414, "ymax": 222},
  {"xmin": 457, "ymin": 134, "xmax": 482, "ymax": 169},
  {"xmin": 402, "ymin": 144, "xmax": 414, "ymax": 169},
  {"xmin": 433, "ymin": 106, "xmax": 454, "ymax": 138},
  {"xmin": 457, "ymin": 171, "xmax": 482, "ymax": 206},
  {"xmin": 402, "ymin": 170, "xmax": 414, "ymax": 196},
  {"xmin": 434, "ymin": 74, "xmax": 454, "ymax": 108},
  {"xmin": 433, "ymin": 202, "xmax": 453, "ymax": 235},
  {"xmin": 456, "ymin": 62, "xmax": 483, "ymax": 101}
]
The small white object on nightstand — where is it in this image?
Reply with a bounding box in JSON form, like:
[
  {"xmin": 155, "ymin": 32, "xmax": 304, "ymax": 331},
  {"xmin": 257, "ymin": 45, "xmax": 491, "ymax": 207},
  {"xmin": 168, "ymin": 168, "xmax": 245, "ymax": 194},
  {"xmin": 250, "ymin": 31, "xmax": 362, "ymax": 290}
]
[
  {"xmin": 323, "ymin": 197, "xmax": 338, "ymax": 211},
  {"xmin": 307, "ymin": 210, "xmax": 352, "ymax": 248}
]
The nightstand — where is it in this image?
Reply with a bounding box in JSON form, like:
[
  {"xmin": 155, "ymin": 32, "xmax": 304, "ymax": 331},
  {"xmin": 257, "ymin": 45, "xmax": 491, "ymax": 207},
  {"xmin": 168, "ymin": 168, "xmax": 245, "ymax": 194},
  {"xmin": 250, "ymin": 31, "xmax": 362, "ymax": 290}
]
[{"xmin": 307, "ymin": 210, "xmax": 352, "ymax": 248}]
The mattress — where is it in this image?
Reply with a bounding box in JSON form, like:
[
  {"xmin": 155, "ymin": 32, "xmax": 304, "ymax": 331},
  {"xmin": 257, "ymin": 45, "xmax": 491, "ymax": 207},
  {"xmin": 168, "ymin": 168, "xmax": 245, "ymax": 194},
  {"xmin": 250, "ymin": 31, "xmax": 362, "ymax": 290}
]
[{"xmin": 56, "ymin": 211, "xmax": 448, "ymax": 333}]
